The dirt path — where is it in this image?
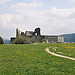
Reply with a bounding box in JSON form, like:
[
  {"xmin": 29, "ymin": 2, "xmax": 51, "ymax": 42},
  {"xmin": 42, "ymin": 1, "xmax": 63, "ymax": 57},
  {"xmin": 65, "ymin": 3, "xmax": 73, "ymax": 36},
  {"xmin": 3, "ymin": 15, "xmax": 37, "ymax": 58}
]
[{"xmin": 45, "ymin": 48, "xmax": 75, "ymax": 60}]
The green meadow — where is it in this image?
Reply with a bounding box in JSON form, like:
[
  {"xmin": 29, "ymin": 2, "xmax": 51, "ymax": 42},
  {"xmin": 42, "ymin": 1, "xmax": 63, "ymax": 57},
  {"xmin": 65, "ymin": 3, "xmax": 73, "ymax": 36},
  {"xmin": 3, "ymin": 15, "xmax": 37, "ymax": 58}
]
[{"xmin": 0, "ymin": 43, "xmax": 75, "ymax": 75}]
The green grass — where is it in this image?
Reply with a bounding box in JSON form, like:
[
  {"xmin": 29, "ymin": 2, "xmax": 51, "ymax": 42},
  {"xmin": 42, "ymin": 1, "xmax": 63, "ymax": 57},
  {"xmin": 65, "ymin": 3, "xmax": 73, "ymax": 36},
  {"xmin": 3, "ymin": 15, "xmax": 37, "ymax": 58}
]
[
  {"xmin": 0, "ymin": 43, "xmax": 75, "ymax": 75},
  {"xmin": 49, "ymin": 43, "xmax": 75, "ymax": 58}
]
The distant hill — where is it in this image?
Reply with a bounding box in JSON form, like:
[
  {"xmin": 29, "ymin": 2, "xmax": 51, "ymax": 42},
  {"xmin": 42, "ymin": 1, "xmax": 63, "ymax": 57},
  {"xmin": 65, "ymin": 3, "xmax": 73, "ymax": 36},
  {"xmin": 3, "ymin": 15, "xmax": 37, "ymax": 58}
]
[
  {"xmin": 61, "ymin": 33, "xmax": 75, "ymax": 42},
  {"xmin": 3, "ymin": 39, "xmax": 10, "ymax": 44}
]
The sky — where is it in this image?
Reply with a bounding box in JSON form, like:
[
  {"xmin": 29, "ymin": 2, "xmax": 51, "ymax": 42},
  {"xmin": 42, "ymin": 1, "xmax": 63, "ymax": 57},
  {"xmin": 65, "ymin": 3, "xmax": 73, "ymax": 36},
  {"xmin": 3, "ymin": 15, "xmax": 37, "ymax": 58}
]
[{"xmin": 0, "ymin": 0, "xmax": 75, "ymax": 39}]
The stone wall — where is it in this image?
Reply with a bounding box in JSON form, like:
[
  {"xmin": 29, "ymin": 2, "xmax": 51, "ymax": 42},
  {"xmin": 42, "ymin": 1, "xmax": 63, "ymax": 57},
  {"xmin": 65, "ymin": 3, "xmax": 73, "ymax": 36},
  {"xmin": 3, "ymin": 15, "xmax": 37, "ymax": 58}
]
[{"xmin": 11, "ymin": 27, "xmax": 64, "ymax": 43}]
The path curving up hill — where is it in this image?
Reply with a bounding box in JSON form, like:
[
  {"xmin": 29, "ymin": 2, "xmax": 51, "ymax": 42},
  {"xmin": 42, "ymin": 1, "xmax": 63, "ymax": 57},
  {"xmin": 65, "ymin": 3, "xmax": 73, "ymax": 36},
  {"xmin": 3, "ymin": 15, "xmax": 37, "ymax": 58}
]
[{"xmin": 45, "ymin": 48, "xmax": 75, "ymax": 60}]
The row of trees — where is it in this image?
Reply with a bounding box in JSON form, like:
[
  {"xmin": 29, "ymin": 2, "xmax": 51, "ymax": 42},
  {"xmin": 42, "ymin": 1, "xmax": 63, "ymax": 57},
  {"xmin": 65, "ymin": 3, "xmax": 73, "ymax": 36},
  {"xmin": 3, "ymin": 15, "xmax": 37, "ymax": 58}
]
[
  {"xmin": 13, "ymin": 36, "xmax": 30, "ymax": 44},
  {"xmin": 13, "ymin": 36, "xmax": 47, "ymax": 44},
  {"xmin": 0, "ymin": 36, "xmax": 47, "ymax": 44}
]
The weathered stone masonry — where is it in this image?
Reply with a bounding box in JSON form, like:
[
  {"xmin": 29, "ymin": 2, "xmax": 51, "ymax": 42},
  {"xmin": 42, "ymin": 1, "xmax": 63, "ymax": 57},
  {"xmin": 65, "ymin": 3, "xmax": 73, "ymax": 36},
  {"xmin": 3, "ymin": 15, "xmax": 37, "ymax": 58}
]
[{"xmin": 11, "ymin": 27, "xmax": 64, "ymax": 43}]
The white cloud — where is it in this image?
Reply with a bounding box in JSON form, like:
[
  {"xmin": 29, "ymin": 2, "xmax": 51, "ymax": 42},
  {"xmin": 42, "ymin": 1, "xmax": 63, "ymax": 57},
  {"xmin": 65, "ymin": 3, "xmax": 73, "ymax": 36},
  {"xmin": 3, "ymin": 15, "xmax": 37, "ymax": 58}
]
[
  {"xmin": 33, "ymin": 0, "xmax": 42, "ymax": 3},
  {"xmin": 11, "ymin": 2, "xmax": 44, "ymax": 9},
  {"xmin": 1, "ymin": 4, "xmax": 75, "ymax": 39},
  {"xmin": 71, "ymin": 0, "xmax": 75, "ymax": 2},
  {"xmin": 49, "ymin": 7, "xmax": 75, "ymax": 19},
  {"xmin": 0, "ymin": 14, "xmax": 29, "ymax": 39},
  {"xmin": 0, "ymin": 0, "xmax": 12, "ymax": 3}
]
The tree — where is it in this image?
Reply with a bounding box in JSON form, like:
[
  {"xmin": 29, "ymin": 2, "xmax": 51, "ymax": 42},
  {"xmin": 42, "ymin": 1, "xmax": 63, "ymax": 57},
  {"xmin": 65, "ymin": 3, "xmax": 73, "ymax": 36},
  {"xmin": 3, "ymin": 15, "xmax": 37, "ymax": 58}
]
[
  {"xmin": 0, "ymin": 37, "xmax": 4, "ymax": 44},
  {"xmin": 43, "ymin": 39, "xmax": 47, "ymax": 43},
  {"xmin": 13, "ymin": 36, "xmax": 30, "ymax": 44}
]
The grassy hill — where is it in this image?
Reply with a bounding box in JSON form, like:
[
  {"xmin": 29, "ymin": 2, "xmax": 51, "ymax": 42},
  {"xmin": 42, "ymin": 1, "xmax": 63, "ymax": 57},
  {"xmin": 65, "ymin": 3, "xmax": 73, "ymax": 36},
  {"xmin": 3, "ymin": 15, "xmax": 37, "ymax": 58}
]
[
  {"xmin": 61, "ymin": 33, "xmax": 75, "ymax": 42},
  {"xmin": 0, "ymin": 43, "xmax": 75, "ymax": 75}
]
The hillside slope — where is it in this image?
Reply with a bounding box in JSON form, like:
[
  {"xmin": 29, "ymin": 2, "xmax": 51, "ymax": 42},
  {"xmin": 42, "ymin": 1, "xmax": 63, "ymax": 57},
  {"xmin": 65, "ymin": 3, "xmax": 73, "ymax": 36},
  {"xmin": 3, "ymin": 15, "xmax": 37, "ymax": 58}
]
[
  {"xmin": 61, "ymin": 33, "xmax": 75, "ymax": 42},
  {"xmin": 0, "ymin": 44, "xmax": 75, "ymax": 75}
]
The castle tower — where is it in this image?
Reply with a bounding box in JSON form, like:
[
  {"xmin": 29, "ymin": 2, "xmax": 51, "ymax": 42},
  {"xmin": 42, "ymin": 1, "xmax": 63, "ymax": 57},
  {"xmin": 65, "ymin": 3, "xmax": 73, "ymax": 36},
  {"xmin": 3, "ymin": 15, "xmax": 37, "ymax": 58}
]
[
  {"xmin": 33, "ymin": 27, "xmax": 41, "ymax": 36},
  {"xmin": 16, "ymin": 28, "xmax": 21, "ymax": 37}
]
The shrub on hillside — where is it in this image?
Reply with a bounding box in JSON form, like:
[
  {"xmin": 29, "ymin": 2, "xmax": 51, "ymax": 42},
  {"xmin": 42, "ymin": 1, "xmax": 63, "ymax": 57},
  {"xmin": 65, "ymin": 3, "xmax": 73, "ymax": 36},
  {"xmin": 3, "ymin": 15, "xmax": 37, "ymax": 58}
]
[
  {"xmin": 43, "ymin": 39, "xmax": 47, "ymax": 43},
  {"xmin": 13, "ymin": 36, "xmax": 30, "ymax": 44},
  {"xmin": 0, "ymin": 37, "xmax": 4, "ymax": 44}
]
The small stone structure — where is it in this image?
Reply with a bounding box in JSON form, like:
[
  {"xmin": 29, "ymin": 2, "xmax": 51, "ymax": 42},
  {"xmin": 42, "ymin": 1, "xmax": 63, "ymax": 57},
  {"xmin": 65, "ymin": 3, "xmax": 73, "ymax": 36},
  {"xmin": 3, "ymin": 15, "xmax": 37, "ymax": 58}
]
[{"xmin": 11, "ymin": 27, "xmax": 64, "ymax": 43}]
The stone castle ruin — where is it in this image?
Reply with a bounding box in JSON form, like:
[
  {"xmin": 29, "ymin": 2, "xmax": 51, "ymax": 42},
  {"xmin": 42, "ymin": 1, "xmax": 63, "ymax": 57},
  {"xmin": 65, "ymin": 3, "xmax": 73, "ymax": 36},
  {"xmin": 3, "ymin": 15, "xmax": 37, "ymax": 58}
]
[{"xmin": 11, "ymin": 27, "xmax": 64, "ymax": 43}]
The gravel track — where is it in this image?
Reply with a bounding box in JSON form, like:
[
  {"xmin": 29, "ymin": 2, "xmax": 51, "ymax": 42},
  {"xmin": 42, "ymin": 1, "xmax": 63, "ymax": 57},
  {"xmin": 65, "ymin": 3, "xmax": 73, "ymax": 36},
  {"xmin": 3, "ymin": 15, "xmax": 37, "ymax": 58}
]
[{"xmin": 45, "ymin": 48, "xmax": 75, "ymax": 60}]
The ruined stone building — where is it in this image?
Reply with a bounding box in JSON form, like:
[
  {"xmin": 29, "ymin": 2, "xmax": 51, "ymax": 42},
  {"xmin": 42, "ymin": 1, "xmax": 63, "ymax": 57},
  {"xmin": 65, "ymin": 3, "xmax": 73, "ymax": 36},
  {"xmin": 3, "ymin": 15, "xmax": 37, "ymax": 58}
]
[{"xmin": 11, "ymin": 27, "xmax": 64, "ymax": 43}]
